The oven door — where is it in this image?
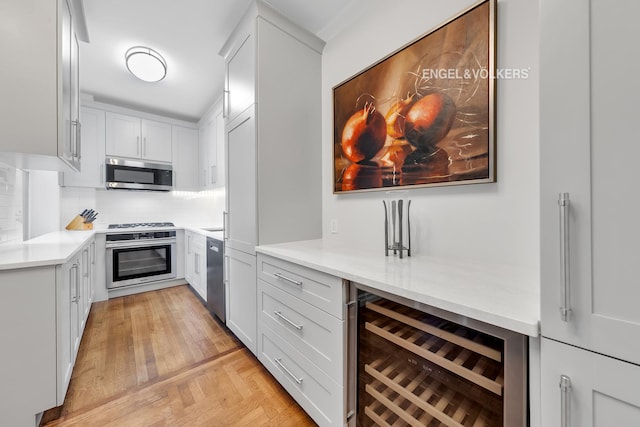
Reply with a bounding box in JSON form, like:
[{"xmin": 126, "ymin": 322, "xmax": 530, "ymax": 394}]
[{"xmin": 106, "ymin": 238, "xmax": 177, "ymax": 289}]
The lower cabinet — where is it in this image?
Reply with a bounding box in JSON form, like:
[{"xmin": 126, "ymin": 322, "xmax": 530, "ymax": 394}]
[
  {"xmin": 184, "ymin": 230, "xmax": 206, "ymax": 301},
  {"xmin": 541, "ymin": 337, "xmax": 640, "ymax": 426},
  {"xmin": 256, "ymin": 253, "xmax": 345, "ymax": 427},
  {"xmin": 56, "ymin": 237, "xmax": 95, "ymax": 406},
  {"xmin": 226, "ymin": 247, "xmax": 257, "ymax": 354}
]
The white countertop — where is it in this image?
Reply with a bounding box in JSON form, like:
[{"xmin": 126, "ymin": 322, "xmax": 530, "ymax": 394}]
[
  {"xmin": 0, "ymin": 230, "xmax": 96, "ymax": 271},
  {"xmin": 256, "ymin": 239, "xmax": 540, "ymax": 337},
  {"xmin": 0, "ymin": 225, "xmax": 222, "ymax": 271}
]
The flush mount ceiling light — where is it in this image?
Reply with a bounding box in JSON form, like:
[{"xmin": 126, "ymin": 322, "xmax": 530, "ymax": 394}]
[{"xmin": 125, "ymin": 46, "xmax": 167, "ymax": 82}]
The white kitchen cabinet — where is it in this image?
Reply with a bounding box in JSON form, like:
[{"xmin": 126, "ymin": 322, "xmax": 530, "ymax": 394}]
[
  {"xmin": 55, "ymin": 237, "xmax": 94, "ymax": 405},
  {"xmin": 61, "ymin": 106, "xmax": 106, "ymax": 188},
  {"xmin": 540, "ymin": 1, "xmax": 640, "ymax": 425},
  {"xmin": 105, "ymin": 112, "xmax": 172, "ymax": 163},
  {"xmin": 0, "ymin": 268, "xmax": 57, "ymax": 427},
  {"xmin": 172, "ymin": 126, "xmax": 199, "ymax": 191},
  {"xmin": 0, "ymin": 0, "xmax": 84, "ymax": 172},
  {"xmin": 540, "ymin": 0, "xmax": 640, "ymax": 365},
  {"xmin": 225, "ymin": 247, "xmax": 258, "ymax": 354},
  {"xmin": 185, "ymin": 230, "xmax": 207, "ymax": 300},
  {"xmin": 56, "ymin": 253, "xmax": 81, "ymax": 405},
  {"xmin": 257, "ymin": 253, "xmax": 344, "ymax": 426},
  {"xmin": 197, "ymin": 100, "xmax": 224, "ymax": 190},
  {"xmin": 220, "ymin": 2, "xmax": 324, "ymax": 355},
  {"xmin": 541, "ymin": 338, "xmax": 640, "ymax": 427}
]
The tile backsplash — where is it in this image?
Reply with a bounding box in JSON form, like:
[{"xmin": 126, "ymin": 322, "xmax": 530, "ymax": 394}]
[{"xmin": 0, "ymin": 163, "xmax": 24, "ymax": 244}]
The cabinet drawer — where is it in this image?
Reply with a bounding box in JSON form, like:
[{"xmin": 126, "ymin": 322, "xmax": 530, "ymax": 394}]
[
  {"xmin": 259, "ymin": 324, "xmax": 343, "ymax": 427},
  {"xmin": 259, "ymin": 279, "xmax": 343, "ymax": 384},
  {"xmin": 258, "ymin": 254, "xmax": 343, "ymax": 319}
]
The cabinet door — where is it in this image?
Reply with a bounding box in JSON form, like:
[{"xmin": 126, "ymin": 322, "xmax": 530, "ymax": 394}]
[
  {"xmin": 213, "ymin": 108, "xmax": 225, "ymax": 187},
  {"xmin": 172, "ymin": 126, "xmax": 199, "ymax": 190},
  {"xmin": 226, "ymin": 32, "xmax": 255, "ymax": 122},
  {"xmin": 59, "ymin": 0, "xmax": 76, "ymax": 168},
  {"xmin": 105, "ymin": 112, "xmax": 141, "ymax": 159},
  {"xmin": 61, "ymin": 107, "xmax": 106, "ymax": 188},
  {"xmin": 141, "ymin": 119, "xmax": 172, "ymax": 162},
  {"xmin": 184, "ymin": 231, "xmax": 195, "ymax": 285},
  {"xmin": 56, "ymin": 257, "xmax": 80, "ymax": 405},
  {"xmin": 226, "ymin": 247, "xmax": 257, "ymax": 354},
  {"xmin": 226, "ymin": 107, "xmax": 256, "ymax": 254},
  {"xmin": 541, "ymin": 338, "xmax": 640, "ymax": 427},
  {"xmin": 200, "ymin": 114, "xmax": 214, "ymax": 189},
  {"xmin": 540, "ymin": 0, "xmax": 640, "ymax": 365}
]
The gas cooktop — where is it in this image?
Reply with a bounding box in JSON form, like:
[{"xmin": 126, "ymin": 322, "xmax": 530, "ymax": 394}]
[{"xmin": 107, "ymin": 222, "xmax": 175, "ymax": 229}]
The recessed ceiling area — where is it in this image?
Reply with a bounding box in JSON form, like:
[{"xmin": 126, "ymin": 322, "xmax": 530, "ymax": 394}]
[{"xmin": 80, "ymin": 0, "xmax": 354, "ymax": 123}]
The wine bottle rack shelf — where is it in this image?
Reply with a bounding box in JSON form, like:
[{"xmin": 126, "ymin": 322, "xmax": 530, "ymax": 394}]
[
  {"xmin": 364, "ymin": 356, "xmax": 500, "ymax": 427},
  {"xmin": 365, "ymin": 316, "xmax": 504, "ymax": 396}
]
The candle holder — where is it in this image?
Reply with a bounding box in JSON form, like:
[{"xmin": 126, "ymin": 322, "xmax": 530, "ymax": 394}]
[{"xmin": 383, "ymin": 191, "xmax": 411, "ymax": 258}]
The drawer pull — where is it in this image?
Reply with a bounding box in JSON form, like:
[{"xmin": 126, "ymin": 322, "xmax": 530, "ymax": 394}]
[
  {"xmin": 274, "ymin": 310, "xmax": 303, "ymax": 330},
  {"xmin": 274, "ymin": 357, "xmax": 303, "ymax": 384},
  {"xmin": 273, "ymin": 272, "xmax": 303, "ymax": 287},
  {"xmin": 559, "ymin": 375, "xmax": 572, "ymax": 427}
]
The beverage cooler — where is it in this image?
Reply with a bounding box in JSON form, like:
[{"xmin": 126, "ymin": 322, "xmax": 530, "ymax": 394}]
[{"xmin": 346, "ymin": 284, "xmax": 528, "ymax": 427}]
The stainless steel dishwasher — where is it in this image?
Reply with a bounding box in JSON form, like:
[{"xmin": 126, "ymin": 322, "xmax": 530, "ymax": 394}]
[{"xmin": 206, "ymin": 235, "xmax": 225, "ymax": 322}]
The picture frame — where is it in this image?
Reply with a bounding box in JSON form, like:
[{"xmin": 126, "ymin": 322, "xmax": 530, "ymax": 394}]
[{"xmin": 333, "ymin": 0, "xmax": 496, "ymax": 193}]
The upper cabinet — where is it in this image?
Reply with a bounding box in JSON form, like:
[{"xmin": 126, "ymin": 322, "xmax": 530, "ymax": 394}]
[
  {"xmin": 225, "ymin": 31, "xmax": 255, "ymax": 123},
  {"xmin": 198, "ymin": 99, "xmax": 225, "ymax": 190},
  {"xmin": 61, "ymin": 106, "xmax": 106, "ymax": 188},
  {"xmin": 172, "ymin": 126, "xmax": 199, "ymax": 191},
  {"xmin": 105, "ymin": 112, "xmax": 172, "ymax": 163},
  {"xmin": 0, "ymin": 0, "xmax": 85, "ymax": 171}
]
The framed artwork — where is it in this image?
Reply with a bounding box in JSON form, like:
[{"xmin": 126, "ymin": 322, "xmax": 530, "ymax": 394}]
[{"xmin": 333, "ymin": 0, "xmax": 496, "ymax": 193}]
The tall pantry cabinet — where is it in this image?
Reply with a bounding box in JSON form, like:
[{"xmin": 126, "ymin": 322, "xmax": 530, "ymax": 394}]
[
  {"xmin": 540, "ymin": 0, "xmax": 640, "ymax": 425},
  {"xmin": 220, "ymin": 1, "xmax": 324, "ymax": 354}
]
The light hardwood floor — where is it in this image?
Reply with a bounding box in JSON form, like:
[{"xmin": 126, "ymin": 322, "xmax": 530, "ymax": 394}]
[{"xmin": 41, "ymin": 285, "xmax": 316, "ymax": 426}]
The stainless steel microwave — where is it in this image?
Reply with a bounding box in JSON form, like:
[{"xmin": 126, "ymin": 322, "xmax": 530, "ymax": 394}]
[{"xmin": 105, "ymin": 157, "xmax": 172, "ymax": 191}]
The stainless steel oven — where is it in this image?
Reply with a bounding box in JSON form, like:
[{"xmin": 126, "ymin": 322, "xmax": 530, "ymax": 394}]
[
  {"xmin": 105, "ymin": 157, "xmax": 173, "ymax": 191},
  {"xmin": 106, "ymin": 230, "xmax": 177, "ymax": 289}
]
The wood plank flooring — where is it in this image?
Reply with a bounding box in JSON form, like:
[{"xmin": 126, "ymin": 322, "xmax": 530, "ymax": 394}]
[{"xmin": 41, "ymin": 285, "xmax": 316, "ymax": 426}]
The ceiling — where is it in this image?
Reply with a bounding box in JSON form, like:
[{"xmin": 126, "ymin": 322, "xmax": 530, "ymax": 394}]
[{"xmin": 80, "ymin": 0, "xmax": 353, "ymax": 123}]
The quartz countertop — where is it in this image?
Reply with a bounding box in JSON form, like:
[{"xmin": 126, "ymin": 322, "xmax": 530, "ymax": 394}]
[
  {"xmin": 0, "ymin": 230, "xmax": 96, "ymax": 271},
  {"xmin": 256, "ymin": 239, "xmax": 540, "ymax": 337},
  {"xmin": 0, "ymin": 225, "xmax": 224, "ymax": 271}
]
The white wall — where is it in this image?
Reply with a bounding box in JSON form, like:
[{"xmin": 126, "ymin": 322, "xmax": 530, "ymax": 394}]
[
  {"xmin": 322, "ymin": 0, "xmax": 539, "ymax": 269},
  {"xmin": 28, "ymin": 170, "xmax": 60, "ymax": 238},
  {"xmin": 93, "ymin": 188, "xmax": 225, "ymax": 228},
  {"xmin": 0, "ymin": 163, "xmax": 24, "ymax": 243}
]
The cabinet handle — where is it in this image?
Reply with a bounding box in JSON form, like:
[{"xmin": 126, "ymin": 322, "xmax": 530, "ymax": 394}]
[
  {"xmin": 274, "ymin": 311, "xmax": 303, "ymax": 330},
  {"xmin": 223, "ymin": 211, "xmax": 228, "ymax": 241},
  {"xmin": 274, "ymin": 357, "xmax": 303, "ymax": 384},
  {"xmin": 71, "ymin": 264, "xmax": 80, "ymax": 303},
  {"xmin": 137, "ymin": 136, "xmax": 141, "ymax": 156},
  {"xmin": 558, "ymin": 192, "xmax": 571, "ymax": 321},
  {"xmin": 223, "ymin": 89, "xmax": 229, "ymax": 119},
  {"xmin": 143, "ymin": 137, "xmax": 147, "ymax": 157},
  {"xmin": 273, "ymin": 272, "xmax": 303, "ymax": 287},
  {"xmin": 195, "ymin": 253, "xmax": 199, "ymax": 275},
  {"xmin": 559, "ymin": 375, "xmax": 572, "ymax": 427}
]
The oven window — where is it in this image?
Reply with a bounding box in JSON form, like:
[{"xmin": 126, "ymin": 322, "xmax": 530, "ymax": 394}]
[{"xmin": 112, "ymin": 245, "xmax": 172, "ymax": 282}]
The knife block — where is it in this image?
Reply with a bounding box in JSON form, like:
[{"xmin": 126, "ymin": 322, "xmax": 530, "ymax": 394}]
[{"xmin": 65, "ymin": 215, "xmax": 94, "ymax": 231}]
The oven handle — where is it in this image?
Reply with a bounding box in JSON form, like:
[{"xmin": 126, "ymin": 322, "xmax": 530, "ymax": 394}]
[{"xmin": 105, "ymin": 238, "xmax": 177, "ymax": 249}]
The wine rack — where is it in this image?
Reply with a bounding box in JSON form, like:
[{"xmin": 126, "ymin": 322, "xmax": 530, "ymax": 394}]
[{"xmin": 357, "ymin": 296, "xmax": 510, "ymax": 427}]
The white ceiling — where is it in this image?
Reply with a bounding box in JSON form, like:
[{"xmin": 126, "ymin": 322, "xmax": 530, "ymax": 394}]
[{"xmin": 80, "ymin": 0, "xmax": 352, "ymax": 123}]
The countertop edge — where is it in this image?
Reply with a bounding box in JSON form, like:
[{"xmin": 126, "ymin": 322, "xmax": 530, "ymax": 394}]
[{"xmin": 256, "ymin": 242, "xmax": 540, "ymax": 338}]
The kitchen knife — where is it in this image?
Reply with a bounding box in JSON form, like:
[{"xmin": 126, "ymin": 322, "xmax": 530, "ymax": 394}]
[{"xmin": 80, "ymin": 209, "xmax": 88, "ymax": 217}]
